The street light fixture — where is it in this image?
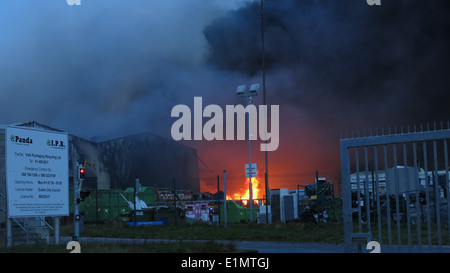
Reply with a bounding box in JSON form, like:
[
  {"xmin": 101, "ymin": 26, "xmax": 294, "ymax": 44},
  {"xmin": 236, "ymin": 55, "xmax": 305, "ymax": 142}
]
[
  {"xmin": 236, "ymin": 85, "xmax": 246, "ymax": 96},
  {"xmin": 236, "ymin": 83, "xmax": 259, "ymax": 222},
  {"xmin": 249, "ymin": 83, "xmax": 260, "ymax": 94}
]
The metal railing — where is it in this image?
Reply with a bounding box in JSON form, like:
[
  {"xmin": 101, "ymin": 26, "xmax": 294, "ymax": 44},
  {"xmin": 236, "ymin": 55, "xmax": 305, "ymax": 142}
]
[{"xmin": 340, "ymin": 126, "xmax": 450, "ymax": 253}]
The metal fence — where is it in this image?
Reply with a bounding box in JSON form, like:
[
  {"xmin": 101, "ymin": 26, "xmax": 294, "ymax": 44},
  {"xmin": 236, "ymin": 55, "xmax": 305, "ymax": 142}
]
[{"xmin": 340, "ymin": 126, "xmax": 450, "ymax": 253}]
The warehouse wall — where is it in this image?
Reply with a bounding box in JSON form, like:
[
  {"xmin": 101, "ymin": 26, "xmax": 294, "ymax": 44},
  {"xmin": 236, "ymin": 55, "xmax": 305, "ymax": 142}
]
[
  {"xmin": 98, "ymin": 133, "xmax": 200, "ymax": 192},
  {"xmin": 69, "ymin": 135, "xmax": 110, "ymax": 190}
]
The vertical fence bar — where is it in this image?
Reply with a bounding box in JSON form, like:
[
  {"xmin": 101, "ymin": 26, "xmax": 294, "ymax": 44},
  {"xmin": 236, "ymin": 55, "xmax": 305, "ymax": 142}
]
[
  {"xmin": 364, "ymin": 147, "xmax": 371, "ymax": 233},
  {"xmin": 433, "ymin": 141, "xmax": 442, "ymax": 250},
  {"xmin": 384, "ymin": 145, "xmax": 392, "ymax": 246},
  {"xmin": 413, "ymin": 142, "xmax": 422, "ymax": 251},
  {"xmin": 423, "ymin": 141, "xmax": 432, "ymax": 249},
  {"xmin": 403, "ymin": 143, "xmax": 412, "ymax": 251},
  {"xmin": 340, "ymin": 141, "xmax": 353, "ymax": 253},
  {"xmin": 444, "ymin": 139, "xmax": 450, "ymax": 245},
  {"xmin": 374, "ymin": 146, "xmax": 382, "ymax": 243},
  {"xmin": 355, "ymin": 148, "xmax": 362, "ymax": 233},
  {"xmin": 393, "ymin": 144, "xmax": 402, "ymax": 250}
]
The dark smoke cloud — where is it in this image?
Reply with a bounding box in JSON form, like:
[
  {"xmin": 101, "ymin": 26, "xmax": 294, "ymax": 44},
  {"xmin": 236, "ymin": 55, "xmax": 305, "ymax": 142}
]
[
  {"xmin": 203, "ymin": 0, "xmax": 450, "ymax": 129},
  {"xmin": 1, "ymin": 0, "xmax": 449, "ymax": 190}
]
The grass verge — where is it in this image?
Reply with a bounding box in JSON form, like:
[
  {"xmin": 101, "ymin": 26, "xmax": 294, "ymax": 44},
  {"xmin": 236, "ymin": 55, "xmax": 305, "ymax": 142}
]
[
  {"xmin": 60, "ymin": 221, "xmax": 344, "ymax": 244},
  {"xmin": 0, "ymin": 241, "xmax": 243, "ymax": 253},
  {"xmin": 1, "ymin": 222, "xmax": 343, "ymax": 253}
]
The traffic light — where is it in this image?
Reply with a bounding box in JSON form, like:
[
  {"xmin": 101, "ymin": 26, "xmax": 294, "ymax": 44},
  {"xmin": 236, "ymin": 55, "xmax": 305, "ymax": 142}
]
[{"xmin": 78, "ymin": 165, "xmax": 85, "ymax": 180}]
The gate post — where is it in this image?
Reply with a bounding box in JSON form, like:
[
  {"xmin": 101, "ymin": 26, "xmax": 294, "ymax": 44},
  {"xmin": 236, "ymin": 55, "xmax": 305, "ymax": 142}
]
[{"xmin": 340, "ymin": 140, "xmax": 353, "ymax": 253}]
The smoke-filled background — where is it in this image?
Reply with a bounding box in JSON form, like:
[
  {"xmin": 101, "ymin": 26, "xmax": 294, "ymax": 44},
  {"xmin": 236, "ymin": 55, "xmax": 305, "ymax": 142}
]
[{"xmin": 1, "ymin": 0, "xmax": 449, "ymax": 197}]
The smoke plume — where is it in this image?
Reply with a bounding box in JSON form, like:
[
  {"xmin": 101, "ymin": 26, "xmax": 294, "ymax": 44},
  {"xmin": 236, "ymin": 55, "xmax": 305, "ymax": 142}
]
[
  {"xmin": 1, "ymin": 0, "xmax": 449, "ymax": 191},
  {"xmin": 204, "ymin": 0, "xmax": 450, "ymax": 128}
]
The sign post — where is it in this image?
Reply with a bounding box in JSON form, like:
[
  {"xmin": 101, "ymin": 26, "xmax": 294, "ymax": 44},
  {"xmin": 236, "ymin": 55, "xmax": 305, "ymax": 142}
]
[
  {"xmin": 245, "ymin": 163, "xmax": 256, "ymax": 222},
  {"xmin": 245, "ymin": 163, "xmax": 257, "ymax": 178}
]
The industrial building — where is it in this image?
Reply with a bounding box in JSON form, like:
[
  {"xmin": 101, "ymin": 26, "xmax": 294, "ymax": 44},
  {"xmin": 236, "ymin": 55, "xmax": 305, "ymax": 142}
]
[
  {"xmin": 1, "ymin": 121, "xmax": 200, "ymax": 191},
  {"xmin": 0, "ymin": 121, "xmax": 200, "ymax": 242}
]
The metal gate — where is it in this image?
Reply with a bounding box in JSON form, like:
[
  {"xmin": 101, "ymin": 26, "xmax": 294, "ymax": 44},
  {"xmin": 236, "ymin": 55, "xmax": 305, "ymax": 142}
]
[{"xmin": 340, "ymin": 126, "xmax": 450, "ymax": 253}]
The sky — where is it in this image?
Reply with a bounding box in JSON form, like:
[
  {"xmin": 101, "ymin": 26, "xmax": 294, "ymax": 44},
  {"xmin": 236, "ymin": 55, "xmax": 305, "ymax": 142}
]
[{"xmin": 1, "ymin": 0, "xmax": 449, "ymax": 198}]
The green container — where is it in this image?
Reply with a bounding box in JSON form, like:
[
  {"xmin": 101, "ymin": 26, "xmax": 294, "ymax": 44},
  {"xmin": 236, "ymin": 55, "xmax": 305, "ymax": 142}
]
[
  {"xmin": 154, "ymin": 207, "xmax": 184, "ymax": 225},
  {"xmin": 69, "ymin": 187, "xmax": 156, "ymax": 223},
  {"xmin": 219, "ymin": 200, "xmax": 259, "ymax": 223}
]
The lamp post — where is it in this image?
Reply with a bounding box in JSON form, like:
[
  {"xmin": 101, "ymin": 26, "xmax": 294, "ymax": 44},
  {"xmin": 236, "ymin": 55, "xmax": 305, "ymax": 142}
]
[
  {"xmin": 260, "ymin": 0, "xmax": 270, "ymax": 224},
  {"xmin": 237, "ymin": 83, "xmax": 259, "ymax": 222}
]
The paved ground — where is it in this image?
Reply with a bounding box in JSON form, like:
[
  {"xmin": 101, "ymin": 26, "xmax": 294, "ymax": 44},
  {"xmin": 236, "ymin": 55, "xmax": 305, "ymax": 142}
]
[
  {"xmin": 60, "ymin": 236, "xmax": 345, "ymax": 253},
  {"xmin": 61, "ymin": 236, "xmax": 450, "ymax": 253},
  {"xmin": 229, "ymin": 240, "xmax": 344, "ymax": 253}
]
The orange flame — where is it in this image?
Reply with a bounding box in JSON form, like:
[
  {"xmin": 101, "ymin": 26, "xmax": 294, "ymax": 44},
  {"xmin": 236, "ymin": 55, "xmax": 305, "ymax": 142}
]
[{"xmin": 227, "ymin": 174, "xmax": 261, "ymax": 206}]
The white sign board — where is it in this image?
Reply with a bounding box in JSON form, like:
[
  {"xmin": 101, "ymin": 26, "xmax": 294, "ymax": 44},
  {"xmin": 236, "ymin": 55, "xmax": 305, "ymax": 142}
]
[
  {"xmin": 245, "ymin": 163, "xmax": 257, "ymax": 178},
  {"xmin": 6, "ymin": 126, "xmax": 69, "ymax": 217}
]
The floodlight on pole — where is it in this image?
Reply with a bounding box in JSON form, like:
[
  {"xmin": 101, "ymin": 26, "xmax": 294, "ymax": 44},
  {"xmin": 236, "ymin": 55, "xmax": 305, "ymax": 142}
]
[
  {"xmin": 237, "ymin": 85, "xmax": 246, "ymax": 96},
  {"xmin": 249, "ymin": 83, "xmax": 260, "ymax": 94}
]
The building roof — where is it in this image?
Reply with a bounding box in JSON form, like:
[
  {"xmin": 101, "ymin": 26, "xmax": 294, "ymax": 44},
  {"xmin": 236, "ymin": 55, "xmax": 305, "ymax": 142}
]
[
  {"xmin": 2, "ymin": 120, "xmax": 195, "ymax": 151},
  {"xmin": 12, "ymin": 120, "xmax": 64, "ymax": 132}
]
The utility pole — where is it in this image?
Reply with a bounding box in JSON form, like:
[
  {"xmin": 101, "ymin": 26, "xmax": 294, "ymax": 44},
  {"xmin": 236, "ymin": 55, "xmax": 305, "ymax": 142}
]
[
  {"xmin": 260, "ymin": 0, "xmax": 270, "ymax": 224},
  {"xmin": 224, "ymin": 170, "xmax": 227, "ymax": 228},
  {"xmin": 248, "ymin": 97, "xmax": 253, "ymax": 223},
  {"xmin": 217, "ymin": 175, "xmax": 220, "ymax": 226}
]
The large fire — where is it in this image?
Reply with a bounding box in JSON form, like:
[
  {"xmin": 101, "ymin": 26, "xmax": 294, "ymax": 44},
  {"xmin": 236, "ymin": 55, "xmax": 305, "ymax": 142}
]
[{"xmin": 227, "ymin": 174, "xmax": 262, "ymax": 206}]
